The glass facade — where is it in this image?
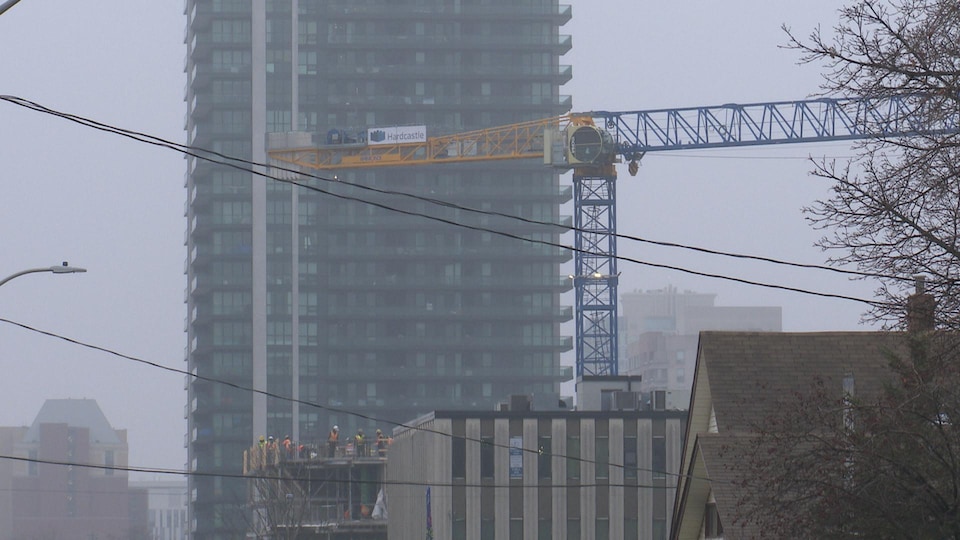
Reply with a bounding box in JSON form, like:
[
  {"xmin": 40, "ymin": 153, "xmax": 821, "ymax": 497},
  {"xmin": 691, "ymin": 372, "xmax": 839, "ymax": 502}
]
[{"xmin": 185, "ymin": 1, "xmax": 572, "ymax": 537}]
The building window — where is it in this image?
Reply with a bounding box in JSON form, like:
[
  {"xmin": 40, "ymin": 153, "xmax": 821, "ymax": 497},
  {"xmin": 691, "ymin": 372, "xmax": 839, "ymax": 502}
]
[
  {"xmin": 509, "ymin": 518, "xmax": 523, "ymax": 539},
  {"xmin": 653, "ymin": 518, "xmax": 667, "ymax": 540},
  {"xmin": 104, "ymin": 450, "xmax": 115, "ymax": 476},
  {"xmin": 652, "ymin": 436, "xmax": 666, "ymax": 479},
  {"xmin": 566, "ymin": 435, "xmax": 580, "ymax": 480},
  {"xmin": 537, "ymin": 435, "xmax": 551, "ymax": 479},
  {"xmin": 567, "ymin": 519, "xmax": 581, "ymax": 540},
  {"xmin": 624, "ymin": 436, "xmax": 638, "ymax": 481},
  {"xmin": 452, "ymin": 437, "xmax": 466, "ymax": 479},
  {"xmin": 538, "ymin": 519, "xmax": 551, "ymax": 540},
  {"xmin": 453, "ymin": 517, "xmax": 466, "ymax": 540},
  {"xmin": 480, "ymin": 520, "xmax": 494, "ymax": 540},
  {"xmin": 595, "ymin": 518, "xmax": 610, "ymax": 540},
  {"xmin": 595, "ymin": 435, "xmax": 609, "ymax": 480},
  {"xmin": 705, "ymin": 502, "xmax": 724, "ymax": 538},
  {"xmin": 480, "ymin": 437, "xmax": 495, "ymax": 479}
]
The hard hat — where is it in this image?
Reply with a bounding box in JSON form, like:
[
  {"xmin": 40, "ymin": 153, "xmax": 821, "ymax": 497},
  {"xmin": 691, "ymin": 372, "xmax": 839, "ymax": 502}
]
[
  {"xmin": 259, "ymin": 436, "xmax": 265, "ymax": 441},
  {"xmin": 333, "ymin": 425, "xmax": 339, "ymax": 431},
  {"xmin": 268, "ymin": 436, "xmax": 274, "ymax": 440},
  {"xmin": 376, "ymin": 429, "xmax": 382, "ymax": 434},
  {"xmin": 358, "ymin": 428, "xmax": 364, "ymax": 434}
]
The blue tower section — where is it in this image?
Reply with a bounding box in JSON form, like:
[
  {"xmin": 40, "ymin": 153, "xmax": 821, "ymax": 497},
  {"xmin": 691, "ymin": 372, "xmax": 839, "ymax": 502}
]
[{"xmin": 573, "ymin": 173, "xmax": 618, "ymax": 376}]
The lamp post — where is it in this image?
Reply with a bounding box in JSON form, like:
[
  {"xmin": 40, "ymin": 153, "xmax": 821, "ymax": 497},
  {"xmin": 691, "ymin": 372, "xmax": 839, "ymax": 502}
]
[
  {"xmin": 0, "ymin": 262, "xmax": 87, "ymax": 289},
  {"xmin": 0, "ymin": 0, "xmax": 24, "ymax": 17}
]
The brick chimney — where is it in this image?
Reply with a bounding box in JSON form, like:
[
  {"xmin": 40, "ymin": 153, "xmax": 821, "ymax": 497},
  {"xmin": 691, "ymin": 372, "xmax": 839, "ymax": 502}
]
[{"xmin": 906, "ymin": 275, "xmax": 936, "ymax": 332}]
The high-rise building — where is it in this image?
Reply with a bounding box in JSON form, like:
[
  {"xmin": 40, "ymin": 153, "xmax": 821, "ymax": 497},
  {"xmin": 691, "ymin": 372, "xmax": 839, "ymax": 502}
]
[
  {"xmin": 620, "ymin": 286, "xmax": 782, "ymax": 409},
  {"xmin": 184, "ymin": 2, "xmax": 573, "ymax": 537}
]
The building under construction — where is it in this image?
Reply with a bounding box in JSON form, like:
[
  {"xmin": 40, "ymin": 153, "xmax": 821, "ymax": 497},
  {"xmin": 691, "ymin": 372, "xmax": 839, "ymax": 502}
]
[{"xmin": 243, "ymin": 443, "xmax": 387, "ymax": 539}]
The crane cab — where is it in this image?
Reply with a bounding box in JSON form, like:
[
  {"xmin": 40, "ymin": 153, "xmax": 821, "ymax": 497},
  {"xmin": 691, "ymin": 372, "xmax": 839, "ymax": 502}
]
[{"xmin": 566, "ymin": 124, "xmax": 615, "ymax": 166}]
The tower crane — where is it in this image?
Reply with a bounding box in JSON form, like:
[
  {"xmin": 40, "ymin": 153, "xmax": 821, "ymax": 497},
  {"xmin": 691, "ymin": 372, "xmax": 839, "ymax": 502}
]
[{"xmin": 268, "ymin": 95, "xmax": 955, "ymax": 378}]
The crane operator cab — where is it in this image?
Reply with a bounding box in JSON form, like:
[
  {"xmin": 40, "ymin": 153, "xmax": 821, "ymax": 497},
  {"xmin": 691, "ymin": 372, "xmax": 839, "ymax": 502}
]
[{"xmin": 566, "ymin": 124, "xmax": 616, "ymax": 167}]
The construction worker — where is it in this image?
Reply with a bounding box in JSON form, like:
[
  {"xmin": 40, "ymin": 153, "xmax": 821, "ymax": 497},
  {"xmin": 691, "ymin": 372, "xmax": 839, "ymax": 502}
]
[
  {"xmin": 376, "ymin": 429, "xmax": 388, "ymax": 456},
  {"xmin": 355, "ymin": 428, "xmax": 366, "ymax": 457},
  {"xmin": 266, "ymin": 436, "xmax": 278, "ymax": 464},
  {"xmin": 282, "ymin": 435, "xmax": 293, "ymax": 459},
  {"xmin": 256, "ymin": 435, "xmax": 267, "ymax": 468},
  {"xmin": 327, "ymin": 425, "xmax": 340, "ymax": 457}
]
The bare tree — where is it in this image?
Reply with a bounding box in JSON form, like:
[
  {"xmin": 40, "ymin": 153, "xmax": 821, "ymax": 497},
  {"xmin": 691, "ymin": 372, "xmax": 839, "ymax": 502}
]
[
  {"xmin": 785, "ymin": 0, "xmax": 960, "ymax": 327},
  {"xmin": 247, "ymin": 466, "xmax": 313, "ymax": 540},
  {"xmin": 729, "ymin": 333, "xmax": 960, "ymax": 538}
]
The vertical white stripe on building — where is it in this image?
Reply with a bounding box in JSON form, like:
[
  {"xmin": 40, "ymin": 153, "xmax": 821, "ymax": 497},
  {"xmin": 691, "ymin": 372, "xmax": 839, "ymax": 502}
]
[
  {"xmin": 466, "ymin": 419, "xmax": 481, "ymax": 540},
  {"xmin": 494, "ymin": 419, "xmax": 509, "ymax": 539},
  {"xmin": 289, "ymin": 1, "xmax": 301, "ymax": 443},
  {"xmin": 609, "ymin": 418, "xmax": 625, "ymax": 539},
  {"xmin": 251, "ymin": 0, "xmax": 268, "ymax": 440},
  {"xmin": 552, "ymin": 419, "xmax": 566, "ymax": 540},
  {"xmin": 523, "ymin": 418, "xmax": 538, "ymax": 540}
]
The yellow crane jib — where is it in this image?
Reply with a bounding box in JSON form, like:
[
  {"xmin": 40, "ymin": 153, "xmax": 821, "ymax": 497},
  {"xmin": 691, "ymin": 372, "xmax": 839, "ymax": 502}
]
[{"xmin": 265, "ymin": 113, "xmax": 619, "ymax": 174}]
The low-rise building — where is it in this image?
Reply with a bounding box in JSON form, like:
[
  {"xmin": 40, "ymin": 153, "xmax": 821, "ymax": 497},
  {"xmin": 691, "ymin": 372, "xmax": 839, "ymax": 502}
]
[{"xmin": 388, "ymin": 384, "xmax": 686, "ymax": 540}]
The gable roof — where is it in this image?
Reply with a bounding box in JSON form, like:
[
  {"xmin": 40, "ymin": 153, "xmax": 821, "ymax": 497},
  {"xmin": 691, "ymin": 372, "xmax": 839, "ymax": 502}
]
[
  {"xmin": 672, "ymin": 331, "xmax": 908, "ymax": 539},
  {"xmin": 22, "ymin": 399, "xmax": 122, "ymax": 445},
  {"xmin": 701, "ymin": 331, "xmax": 903, "ymax": 433}
]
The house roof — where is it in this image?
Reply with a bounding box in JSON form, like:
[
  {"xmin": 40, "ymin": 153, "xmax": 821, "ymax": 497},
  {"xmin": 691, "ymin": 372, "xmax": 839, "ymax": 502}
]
[
  {"xmin": 22, "ymin": 398, "xmax": 122, "ymax": 445},
  {"xmin": 672, "ymin": 331, "xmax": 909, "ymax": 540},
  {"xmin": 701, "ymin": 331, "xmax": 903, "ymax": 433}
]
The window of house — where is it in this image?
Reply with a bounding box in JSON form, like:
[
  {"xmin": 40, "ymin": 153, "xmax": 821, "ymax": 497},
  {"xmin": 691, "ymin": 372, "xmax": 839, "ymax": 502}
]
[{"xmin": 705, "ymin": 502, "xmax": 724, "ymax": 538}]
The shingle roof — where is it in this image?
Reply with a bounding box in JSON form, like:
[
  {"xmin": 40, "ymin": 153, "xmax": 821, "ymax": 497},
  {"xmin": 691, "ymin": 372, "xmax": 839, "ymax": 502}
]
[
  {"xmin": 699, "ymin": 331, "xmax": 905, "ymax": 433},
  {"xmin": 672, "ymin": 331, "xmax": 912, "ymax": 540},
  {"xmin": 22, "ymin": 399, "xmax": 122, "ymax": 445}
]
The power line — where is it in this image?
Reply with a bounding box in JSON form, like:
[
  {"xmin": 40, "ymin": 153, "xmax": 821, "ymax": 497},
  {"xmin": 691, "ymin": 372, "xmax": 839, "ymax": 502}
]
[
  {"xmin": 0, "ymin": 95, "xmax": 901, "ymax": 304},
  {"xmin": 0, "ymin": 317, "xmax": 698, "ymax": 483},
  {"xmin": 0, "ymin": 453, "xmax": 700, "ymax": 490},
  {"xmin": 0, "ymin": 95, "xmax": 907, "ymax": 287}
]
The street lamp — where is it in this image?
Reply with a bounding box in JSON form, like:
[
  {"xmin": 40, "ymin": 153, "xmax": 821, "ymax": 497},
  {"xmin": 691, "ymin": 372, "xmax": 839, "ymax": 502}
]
[
  {"xmin": 0, "ymin": 262, "xmax": 87, "ymax": 289},
  {"xmin": 0, "ymin": 0, "xmax": 24, "ymax": 17}
]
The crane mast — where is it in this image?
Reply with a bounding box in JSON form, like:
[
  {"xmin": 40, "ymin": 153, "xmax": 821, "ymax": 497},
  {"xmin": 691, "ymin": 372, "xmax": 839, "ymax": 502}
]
[{"xmin": 268, "ymin": 95, "xmax": 953, "ymax": 378}]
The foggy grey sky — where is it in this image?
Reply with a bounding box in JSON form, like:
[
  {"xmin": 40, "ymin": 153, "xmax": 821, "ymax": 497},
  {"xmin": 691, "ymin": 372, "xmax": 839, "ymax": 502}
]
[{"xmin": 0, "ymin": 2, "xmax": 873, "ymax": 475}]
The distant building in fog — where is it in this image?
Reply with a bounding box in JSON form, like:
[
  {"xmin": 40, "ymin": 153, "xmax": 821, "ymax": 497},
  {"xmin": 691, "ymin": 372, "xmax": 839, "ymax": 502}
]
[
  {"xmin": 0, "ymin": 426, "xmax": 27, "ymax": 540},
  {"xmin": 620, "ymin": 286, "xmax": 781, "ymax": 409},
  {"xmin": 130, "ymin": 478, "xmax": 189, "ymax": 540},
  {"xmin": 0, "ymin": 399, "xmax": 149, "ymax": 539}
]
